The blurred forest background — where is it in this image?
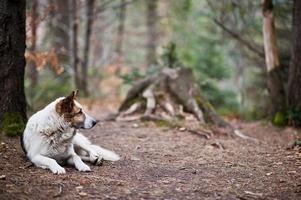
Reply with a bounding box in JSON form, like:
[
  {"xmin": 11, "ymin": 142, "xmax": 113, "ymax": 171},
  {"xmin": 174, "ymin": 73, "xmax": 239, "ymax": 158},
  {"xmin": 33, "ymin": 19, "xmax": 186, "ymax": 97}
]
[
  {"xmin": 24, "ymin": 0, "xmax": 293, "ymax": 122},
  {"xmin": 2, "ymin": 1, "xmax": 301, "ymax": 198}
]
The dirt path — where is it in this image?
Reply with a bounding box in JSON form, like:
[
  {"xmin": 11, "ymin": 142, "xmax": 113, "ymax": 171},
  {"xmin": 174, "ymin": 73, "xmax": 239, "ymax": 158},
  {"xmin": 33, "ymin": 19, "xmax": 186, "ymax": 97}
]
[{"xmin": 0, "ymin": 115, "xmax": 301, "ymax": 199}]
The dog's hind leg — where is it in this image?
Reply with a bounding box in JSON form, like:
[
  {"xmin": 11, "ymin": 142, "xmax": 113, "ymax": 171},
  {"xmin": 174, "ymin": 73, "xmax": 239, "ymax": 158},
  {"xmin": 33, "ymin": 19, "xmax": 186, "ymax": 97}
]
[
  {"xmin": 89, "ymin": 144, "xmax": 120, "ymax": 161},
  {"xmin": 31, "ymin": 154, "xmax": 66, "ymax": 174},
  {"xmin": 73, "ymin": 133, "xmax": 120, "ymax": 163},
  {"xmin": 73, "ymin": 133, "xmax": 100, "ymax": 163}
]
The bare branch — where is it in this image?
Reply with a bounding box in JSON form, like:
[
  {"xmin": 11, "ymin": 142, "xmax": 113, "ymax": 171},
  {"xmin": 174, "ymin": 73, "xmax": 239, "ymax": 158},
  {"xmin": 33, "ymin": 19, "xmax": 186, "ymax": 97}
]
[
  {"xmin": 95, "ymin": 0, "xmax": 136, "ymax": 14},
  {"xmin": 212, "ymin": 18, "xmax": 265, "ymax": 59}
]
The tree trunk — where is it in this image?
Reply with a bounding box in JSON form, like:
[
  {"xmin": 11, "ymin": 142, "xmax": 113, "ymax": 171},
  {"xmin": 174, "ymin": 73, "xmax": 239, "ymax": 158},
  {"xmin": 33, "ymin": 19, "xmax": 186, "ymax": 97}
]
[
  {"xmin": 0, "ymin": 0, "xmax": 27, "ymax": 121},
  {"xmin": 116, "ymin": 0, "xmax": 127, "ymax": 57},
  {"xmin": 145, "ymin": 0, "xmax": 159, "ymax": 67},
  {"xmin": 262, "ymin": 0, "xmax": 286, "ymax": 115},
  {"xmin": 69, "ymin": 0, "xmax": 80, "ymax": 89},
  {"xmin": 49, "ymin": 0, "xmax": 70, "ymax": 62},
  {"xmin": 81, "ymin": 0, "xmax": 95, "ymax": 96},
  {"xmin": 29, "ymin": 0, "xmax": 38, "ymax": 87},
  {"xmin": 288, "ymin": 0, "xmax": 301, "ymax": 112}
]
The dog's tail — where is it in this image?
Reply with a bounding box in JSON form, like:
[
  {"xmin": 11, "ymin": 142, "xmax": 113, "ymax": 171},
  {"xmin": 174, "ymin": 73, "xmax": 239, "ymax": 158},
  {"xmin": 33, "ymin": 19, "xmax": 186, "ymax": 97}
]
[{"xmin": 90, "ymin": 145, "xmax": 120, "ymax": 161}]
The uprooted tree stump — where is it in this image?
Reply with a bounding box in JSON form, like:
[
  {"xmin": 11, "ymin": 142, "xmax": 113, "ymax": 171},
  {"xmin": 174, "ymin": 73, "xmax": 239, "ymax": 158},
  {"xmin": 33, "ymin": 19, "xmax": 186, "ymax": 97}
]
[{"xmin": 112, "ymin": 67, "xmax": 257, "ymax": 142}]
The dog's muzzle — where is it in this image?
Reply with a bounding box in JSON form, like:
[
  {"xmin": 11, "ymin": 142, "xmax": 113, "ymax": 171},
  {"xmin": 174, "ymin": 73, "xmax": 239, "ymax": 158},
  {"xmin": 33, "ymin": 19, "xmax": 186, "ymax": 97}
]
[{"xmin": 76, "ymin": 119, "xmax": 99, "ymax": 129}]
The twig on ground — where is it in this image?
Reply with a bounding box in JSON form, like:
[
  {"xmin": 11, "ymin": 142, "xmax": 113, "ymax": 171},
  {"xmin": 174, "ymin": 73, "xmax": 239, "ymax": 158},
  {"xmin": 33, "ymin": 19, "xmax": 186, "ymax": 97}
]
[
  {"xmin": 233, "ymin": 129, "xmax": 258, "ymax": 143},
  {"xmin": 23, "ymin": 162, "xmax": 34, "ymax": 169},
  {"xmin": 122, "ymin": 102, "xmax": 142, "ymax": 116},
  {"xmin": 210, "ymin": 141, "xmax": 225, "ymax": 150},
  {"xmin": 187, "ymin": 129, "xmax": 211, "ymax": 140},
  {"xmin": 53, "ymin": 183, "xmax": 64, "ymax": 198},
  {"xmin": 141, "ymin": 114, "xmax": 166, "ymax": 121},
  {"xmin": 116, "ymin": 115, "xmax": 142, "ymax": 122}
]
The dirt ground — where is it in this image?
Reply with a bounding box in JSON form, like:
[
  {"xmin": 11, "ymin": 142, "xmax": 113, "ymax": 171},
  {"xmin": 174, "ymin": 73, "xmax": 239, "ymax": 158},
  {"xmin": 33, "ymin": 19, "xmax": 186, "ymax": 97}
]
[{"xmin": 0, "ymin": 108, "xmax": 301, "ymax": 200}]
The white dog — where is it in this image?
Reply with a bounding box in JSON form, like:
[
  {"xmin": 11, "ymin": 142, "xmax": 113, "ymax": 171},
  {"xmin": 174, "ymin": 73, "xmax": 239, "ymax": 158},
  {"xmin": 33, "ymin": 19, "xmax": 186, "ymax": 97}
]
[{"xmin": 22, "ymin": 90, "xmax": 120, "ymax": 174}]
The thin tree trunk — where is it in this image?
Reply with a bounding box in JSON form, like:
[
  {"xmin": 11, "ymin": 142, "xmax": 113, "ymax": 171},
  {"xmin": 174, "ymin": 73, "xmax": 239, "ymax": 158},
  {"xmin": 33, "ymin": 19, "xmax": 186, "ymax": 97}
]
[
  {"xmin": 0, "ymin": 0, "xmax": 27, "ymax": 121},
  {"xmin": 28, "ymin": 0, "xmax": 38, "ymax": 109},
  {"xmin": 288, "ymin": 0, "xmax": 301, "ymax": 111},
  {"xmin": 29, "ymin": 0, "xmax": 38, "ymax": 87},
  {"xmin": 116, "ymin": 0, "xmax": 127, "ymax": 57},
  {"xmin": 49, "ymin": 0, "xmax": 70, "ymax": 62},
  {"xmin": 262, "ymin": 0, "xmax": 286, "ymax": 115},
  {"xmin": 81, "ymin": 0, "xmax": 95, "ymax": 96},
  {"xmin": 146, "ymin": 0, "xmax": 158, "ymax": 67},
  {"xmin": 69, "ymin": 0, "xmax": 80, "ymax": 89}
]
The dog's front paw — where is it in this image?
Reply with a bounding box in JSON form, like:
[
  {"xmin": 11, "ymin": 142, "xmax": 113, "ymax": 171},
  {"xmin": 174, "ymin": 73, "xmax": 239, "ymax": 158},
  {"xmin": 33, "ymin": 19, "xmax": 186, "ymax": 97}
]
[
  {"xmin": 51, "ymin": 165, "xmax": 66, "ymax": 174},
  {"xmin": 76, "ymin": 163, "xmax": 91, "ymax": 172},
  {"xmin": 94, "ymin": 156, "xmax": 103, "ymax": 166},
  {"xmin": 89, "ymin": 151, "xmax": 98, "ymax": 161},
  {"xmin": 89, "ymin": 151, "xmax": 103, "ymax": 166}
]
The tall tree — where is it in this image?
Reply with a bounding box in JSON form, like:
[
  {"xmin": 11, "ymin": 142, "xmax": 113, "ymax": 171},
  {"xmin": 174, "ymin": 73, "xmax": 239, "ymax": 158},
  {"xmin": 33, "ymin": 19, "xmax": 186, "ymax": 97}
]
[
  {"xmin": 81, "ymin": 0, "xmax": 95, "ymax": 96},
  {"xmin": 69, "ymin": 0, "xmax": 80, "ymax": 89},
  {"xmin": 29, "ymin": 0, "xmax": 38, "ymax": 87},
  {"xmin": 262, "ymin": 0, "xmax": 286, "ymax": 115},
  {"xmin": 49, "ymin": 0, "xmax": 70, "ymax": 61},
  {"xmin": 145, "ymin": 0, "xmax": 159, "ymax": 67},
  {"xmin": 0, "ymin": 0, "xmax": 27, "ymax": 121},
  {"xmin": 288, "ymin": 0, "xmax": 301, "ymax": 113},
  {"xmin": 116, "ymin": 0, "xmax": 127, "ymax": 57}
]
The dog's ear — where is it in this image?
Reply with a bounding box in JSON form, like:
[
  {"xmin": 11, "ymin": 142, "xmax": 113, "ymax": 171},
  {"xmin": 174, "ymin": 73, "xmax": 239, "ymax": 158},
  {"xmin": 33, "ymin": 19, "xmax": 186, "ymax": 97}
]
[
  {"xmin": 66, "ymin": 89, "xmax": 79, "ymax": 100},
  {"xmin": 56, "ymin": 90, "xmax": 79, "ymax": 115}
]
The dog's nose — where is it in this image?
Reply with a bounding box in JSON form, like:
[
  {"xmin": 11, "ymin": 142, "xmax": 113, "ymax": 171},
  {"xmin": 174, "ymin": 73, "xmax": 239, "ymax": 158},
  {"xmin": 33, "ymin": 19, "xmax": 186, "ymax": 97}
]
[{"xmin": 92, "ymin": 120, "xmax": 99, "ymax": 127}]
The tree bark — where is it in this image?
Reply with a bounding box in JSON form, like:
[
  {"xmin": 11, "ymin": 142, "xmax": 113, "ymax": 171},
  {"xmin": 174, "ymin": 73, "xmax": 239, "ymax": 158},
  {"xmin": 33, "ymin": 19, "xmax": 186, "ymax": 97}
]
[
  {"xmin": 116, "ymin": 0, "xmax": 127, "ymax": 57},
  {"xmin": 262, "ymin": 0, "xmax": 286, "ymax": 115},
  {"xmin": 29, "ymin": 0, "xmax": 38, "ymax": 86},
  {"xmin": 69, "ymin": 0, "xmax": 80, "ymax": 89},
  {"xmin": 145, "ymin": 0, "xmax": 158, "ymax": 67},
  {"xmin": 0, "ymin": 0, "xmax": 27, "ymax": 121},
  {"xmin": 81, "ymin": 0, "xmax": 95, "ymax": 96},
  {"xmin": 288, "ymin": 0, "xmax": 301, "ymax": 111}
]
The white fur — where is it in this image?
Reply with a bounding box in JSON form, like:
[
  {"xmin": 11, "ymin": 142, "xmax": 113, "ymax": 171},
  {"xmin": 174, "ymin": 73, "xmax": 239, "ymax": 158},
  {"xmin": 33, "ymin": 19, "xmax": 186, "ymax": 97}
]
[{"xmin": 23, "ymin": 97, "xmax": 120, "ymax": 174}]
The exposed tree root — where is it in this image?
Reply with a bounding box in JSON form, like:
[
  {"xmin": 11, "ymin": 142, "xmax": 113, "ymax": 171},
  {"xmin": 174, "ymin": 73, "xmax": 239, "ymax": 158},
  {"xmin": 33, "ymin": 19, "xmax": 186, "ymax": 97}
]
[{"xmin": 114, "ymin": 67, "xmax": 258, "ymax": 142}]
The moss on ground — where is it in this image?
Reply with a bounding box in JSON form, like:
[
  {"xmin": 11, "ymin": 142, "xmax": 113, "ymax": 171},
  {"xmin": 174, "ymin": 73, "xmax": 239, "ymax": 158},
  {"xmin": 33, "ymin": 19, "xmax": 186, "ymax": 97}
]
[
  {"xmin": 272, "ymin": 111, "xmax": 287, "ymax": 127},
  {"xmin": 0, "ymin": 112, "xmax": 25, "ymax": 137}
]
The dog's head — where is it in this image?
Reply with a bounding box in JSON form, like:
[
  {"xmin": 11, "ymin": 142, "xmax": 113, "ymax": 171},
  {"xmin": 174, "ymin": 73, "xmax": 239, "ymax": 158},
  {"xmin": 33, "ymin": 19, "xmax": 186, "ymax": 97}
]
[{"xmin": 55, "ymin": 90, "xmax": 99, "ymax": 129}]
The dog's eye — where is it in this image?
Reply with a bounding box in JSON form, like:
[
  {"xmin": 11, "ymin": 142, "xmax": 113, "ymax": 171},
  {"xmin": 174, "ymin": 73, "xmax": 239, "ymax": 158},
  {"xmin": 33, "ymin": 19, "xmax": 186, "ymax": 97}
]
[{"xmin": 77, "ymin": 109, "xmax": 82, "ymax": 115}]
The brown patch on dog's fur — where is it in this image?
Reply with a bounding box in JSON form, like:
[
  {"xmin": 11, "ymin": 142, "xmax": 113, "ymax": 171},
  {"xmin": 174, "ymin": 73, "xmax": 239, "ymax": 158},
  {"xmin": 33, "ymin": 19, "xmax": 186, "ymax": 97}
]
[{"xmin": 56, "ymin": 90, "xmax": 86, "ymax": 128}]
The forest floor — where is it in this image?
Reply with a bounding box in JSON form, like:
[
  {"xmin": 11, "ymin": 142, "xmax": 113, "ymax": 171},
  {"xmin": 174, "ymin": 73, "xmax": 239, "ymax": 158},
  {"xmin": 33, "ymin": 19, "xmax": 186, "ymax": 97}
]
[{"xmin": 0, "ymin": 105, "xmax": 301, "ymax": 200}]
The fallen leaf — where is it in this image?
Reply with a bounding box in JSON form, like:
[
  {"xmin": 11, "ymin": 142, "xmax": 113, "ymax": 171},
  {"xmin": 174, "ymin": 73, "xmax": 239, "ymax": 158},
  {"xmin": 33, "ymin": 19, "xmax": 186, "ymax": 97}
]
[
  {"xmin": 130, "ymin": 156, "xmax": 140, "ymax": 161},
  {"xmin": 179, "ymin": 127, "xmax": 186, "ymax": 131},
  {"xmin": 79, "ymin": 192, "xmax": 87, "ymax": 196},
  {"xmin": 244, "ymin": 191, "xmax": 263, "ymax": 197},
  {"xmin": 76, "ymin": 186, "xmax": 83, "ymax": 191},
  {"xmin": 132, "ymin": 123, "xmax": 139, "ymax": 128},
  {"xmin": 0, "ymin": 175, "xmax": 6, "ymax": 180}
]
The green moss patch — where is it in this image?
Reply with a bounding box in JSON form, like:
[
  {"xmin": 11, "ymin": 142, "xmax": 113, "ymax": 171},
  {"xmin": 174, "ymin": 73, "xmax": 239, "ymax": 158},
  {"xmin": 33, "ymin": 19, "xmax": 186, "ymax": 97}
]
[
  {"xmin": 272, "ymin": 111, "xmax": 287, "ymax": 127},
  {"xmin": 1, "ymin": 112, "xmax": 25, "ymax": 137}
]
